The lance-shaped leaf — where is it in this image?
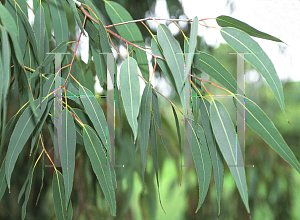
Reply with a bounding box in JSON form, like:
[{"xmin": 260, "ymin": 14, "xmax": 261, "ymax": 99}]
[
  {"xmin": 140, "ymin": 83, "xmax": 152, "ymax": 185},
  {"xmin": 34, "ymin": 4, "xmax": 45, "ymax": 62},
  {"xmin": 67, "ymin": 0, "xmax": 85, "ymax": 35},
  {"xmin": 186, "ymin": 121, "xmax": 211, "ymax": 212},
  {"xmin": 105, "ymin": 1, "xmax": 149, "ymax": 80},
  {"xmin": 119, "ymin": 57, "xmax": 140, "ymax": 140},
  {"xmin": 199, "ymin": 98, "xmax": 223, "ymax": 215},
  {"xmin": 53, "ymin": 169, "xmax": 66, "ymax": 220},
  {"xmin": 0, "ymin": 159, "xmax": 6, "ymax": 201},
  {"xmin": 0, "ymin": 3, "xmax": 22, "ymax": 66},
  {"xmin": 183, "ymin": 17, "xmax": 198, "ymax": 86},
  {"xmin": 151, "ymin": 36, "xmax": 177, "ymax": 90},
  {"xmin": 49, "ymin": 0, "xmax": 69, "ymax": 44},
  {"xmin": 61, "ymin": 108, "xmax": 76, "ymax": 208},
  {"xmin": 157, "ymin": 24, "xmax": 184, "ymax": 104},
  {"xmin": 79, "ymin": 86, "xmax": 107, "ymax": 148},
  {"xmin": 193, "ymin": 52, "xmax": 238, "ymax": 94},
  {"xmin": 83, "ymin": 125, "xmax": 116, "ymax": 216},
  {"xmin": 217, "ymin": 15, "xmax": 284, "ymax": 43},
  {"xmin": 221, "ymin": 27, "xmax": 286, "ymax": 117},
  {"xmin": 237, "ymin": 96, "xmax": 300, "ymax": 173},
  {"xmin": 5, "ymin": 75, "xmax": 54, "ymax": 189},
  {"xmin": 210, "ymin": 99, "xmax": 250, "ymax": 213}
]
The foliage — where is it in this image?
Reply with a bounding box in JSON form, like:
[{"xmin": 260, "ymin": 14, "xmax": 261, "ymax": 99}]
[{"xmin": 0, "ymin": 0, "xmax": 299, "ymax": 219}]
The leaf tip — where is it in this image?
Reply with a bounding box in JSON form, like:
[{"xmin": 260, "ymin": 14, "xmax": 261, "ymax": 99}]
[{"xmin": 248, "ymin": 212, "xmax": 252, "ymax": 219}]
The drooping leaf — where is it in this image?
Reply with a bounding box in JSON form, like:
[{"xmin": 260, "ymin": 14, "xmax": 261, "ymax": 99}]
[
  {"xmin": 105, "ymin": 1, "xmax": 149, "ymax": 80},
  {"xmin": 91, "ymin": 46, "xmax": 106, "ymax": 86},
  {"xmin": 53, "ymin": 169, "xmax": 66, "ymax": 220},
  {"xmin": 83, "ymin": 125, "xmax": 116, "ymax": 216},
  {"xmin": 193, "ymin": 52, "xmax": 238, "ymax": 94},
  {"xmin": 183, "ymin": 16, "xmax": 198, "ymax": 86},
  {"xmin": 151, "ymin": 36, "xmax": 176, "ymax": 90},
  {"xmin": 210, "ymin": 99, "xmax": 250, "ymax": 213},
  {"xmin": 217, "ymin": 15, "xmax": 284, "ymax": 43},
  {"xmin": 140, "ymin": 83, "xmax": 152, "ymax": 185},
  {"xmin": 79, "ymin": 86, "xmax": 107, "ymax": 148},
  {"xmin": 221, "ymin": 27, "xmax": 286, "ymax": 117},
  {"xmin": 5, "ymin": 75, "xmax": 54, "ymax": 189},
  {"xmin": 61, "ymin": 108, "xmax": 76, "ymax": 208},
  {"xmin": 42, "ymin": 1, "xmax": 52, "ymax": 40},
  {"xmin": 238, "ymin": 96, "xmax": 300, "ymax": 174},
  {"xmin": 34, "ymin": 4, "xmax": 45, "ymax": 62},
  {"xmin": 119, "ymin": 57, "xmax": 140, "ymax": 141},
  {"xmin": 67, "ymin": 0, "xmax": 85, "ymax": 35},
  {"xmin": 186, "ymin": 121, "xmax": 211, "ymax": 212},
  {"xmin": 66, "ymin": 200, "xmax": 73, "ymax": 220},
  {"xmin": 0, "ymin": 159, "xmax": 6, "ymax": 201},
  {"xmin": 199, "ymin": 98, "xmax": 223, "ymax": 215},
  {"xmin": 0, "ymin": 3, "xmax": 23, "ymax": 66},
  {"xmin": 49, "ymin": 0, "xmax": 69, "ymax": 44},
  {"xmin": 171, "ymin": 105, "xmax": 182, "ymax": 175},
  {"xmin": 157, "ymin": 24, "xmax": 184, "ymax": 104}
]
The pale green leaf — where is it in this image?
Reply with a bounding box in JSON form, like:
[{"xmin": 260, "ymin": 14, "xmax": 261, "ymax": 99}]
[
  {"xmin": 140, "ymin": 82, "xmax": 152, "ymax": 185},
  {"xmin": 61, "ymin": 108, "xmax": 76, "ymax": 208},
  {"xmin": 199, "ymin": 98, "xmax": 223, "ymax": 215},
  {"xmin": 239, "ymin": 97, "xmax": 300, "ymax": 173},
  {"xmin": 105, "ymin": 1, "xmax": 149, "ymax": 80},
  {"xmin": 217, "ymin": 15, "xmax": 284, "ymax": 43},
  {"xmin": 53, "ymin": 169, "xmax": 66, "ymax": 220},
  {"xmin": 83, "ymin": 125, "xmax": 116, "ymax": 216},
  {"xmin": 79, "ymin": 86, "xmax": 107, "ymax": 148},
  {"xmin": 0, "ymin": 3, "xmax": 22, "ymax": 66},
  {"xmin": 221, "ymin": 27, "xmax": 286, "ymax": 117},
  {"xmin": 119, "ymin": 57, "xmax": 140, "ymax": 140},
  {"xmin": 49, "ymin": 0, "xmax": 69, "ymax": 44},
  {"xmin": 34, "ymin": 4, "xmax": 45, "ymax": 62},
  {"xmin": 210, "ymin": 99, "xmax": 250, "ymax": 213},
  {"xmin": 0, "ymin": 159, "xmax": 6, "ymax": 201}
]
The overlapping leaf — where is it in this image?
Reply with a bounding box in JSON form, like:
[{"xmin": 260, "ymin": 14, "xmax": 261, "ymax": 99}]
[
  {"xmin": 34, "ymin": 4, "xmax": 45, "ymax": 62},
  {"xmin": 217, "ymin": 15, "xmax": 284, "ymax": 43},
  {"xmin": 83, "ymin": 125, "xmax": 116, "ymax": 216},
  {"xmin": 140, "ymin": 83, "xmax": 152, "ymax": 185},
  {"xmin": 49, "ymin": 0, "xmax": 69, "ymax": 44},
  {"xmin": 61, "ymin": 108, "xmax": 76, "ymax": 208},
  {"xmin": 119, "ymin": 57, "xmax": 140, "ymax": 140},
  {"xmin": 237, "ymin": 96, "xmax": 300, "ymax": 174},
  {"xmin": 210, "ymin": 99, "xmax": 250, "ymax": 213},
  {"xmin": 157, "ymin": 24, "xmax": 184, "ymax": 104},
  {"xmin": 183, "ymin": 17, "xmax": 198, "ymax": 86},
  {"xmin": 53, "ymin": 169, "xmax": 66, "ymax": 220},
  {"xmin": 5, "ymin": 75, "xmax": 54, "ymax": 189},
  {"xmin": 199, "ymin": 98, "xmax": 223, "ymax": 215},
  {"xmin": 0, "ymin": 3, "xmax": 22, "ymax": 66},
  {"xmin": 186, "ymin": 121, "xmax": 211, "ymax": 212},
  {"xmin": 221, "ymin": 27, "xmax": 286, "ymax": 117},
  {"xmin": 105, "ymin": 1, "xmax": 149, "ymax": 80},
  {"xmin": 79, "ymin": 86, "xmax": 107, "ymax": 148}
]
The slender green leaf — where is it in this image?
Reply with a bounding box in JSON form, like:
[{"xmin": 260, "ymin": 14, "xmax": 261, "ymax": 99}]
[
  {"xmin": 151, "ymin": 36, "xmax": 176, "ymax": 90},
  {"xmin": 66, "ymin": 200, "xmax": 73, "ymax": 220},
  {"xmin": 91, "ymin": 46, "xmax": 106, "ymax": 86},
  {"xmin": 193, "ymin": 52, "xmax": 238, "ymax": 94},
  {"xmin": 239, "ymin": 96, "xmax": 300, "ymax": 173},
  {"xmin": 0, "ymin": 159, "xmax": 6, "ymax": 201},
  {"xmin": 119, "ymin": 57, "xmax": 140, "ymax": 140},
  {"xmin": 53, "ymin": 169, "xmax": 66, "ymax": 220},
  {"xmin": 83, "ymin": 125, "xmax": 116, "ymax": 216},
  {"xmin": 171, "ymin": 105, "xmax": 182, "ymax": 176},
  {"xmin": 186, "ymin": 121, "xmax": 211, "ymax": 212},
  {"xmin": 221, "ymin": 27, "xmax": 286, "ymax": 116},
  {"xmin": 199, "ymin": 98, "xmax": 223, "ymax": 215},
  {"xmin": 183, "ymin": 16, "xmax": 198, "ymax": 86},
  {"xmin": 67, "ymin": 0, "xmax": 85, "ymax": 35},
  {"xmin": 157, "ymin": 24, "xmax": 184, "ymax": 104},
  {"xmin": 105, "ymin": 1, "xmax": 149, "ymax": 80},
  {"xmin": 210, "ymin": 99, "xmax": 250, "ymax": 213},
  {"xmin": 61, "ymin": 108, "xmax": 76, "ymax": 208},
  {"xmin": 5, "ymin": 75, "xmax": 54, "ymax": 189},
  {"xmin": 79, "ymin": 86, "xmax": 107, "ymax": 148},
  {"xmin": 34, "ymin": 4, "xmax": 45, "ymax": 62},
  {"xmin": 42, "ymin": 1, "xmax": 52, "ymax": 40},
  {"xmin": 49, "ymin": 0, "xmax": 69, "ymax": 44},
  {"xmin": 217, "ymin": 15, "xmax": 284, "ymax": 43},
  {"xmin": 140, "ymin": 83, "xmax": 152, "ymax": 185},
  {"xmin": 0, "ymin": 3, "xmax": 22, "ymax": 66}
]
